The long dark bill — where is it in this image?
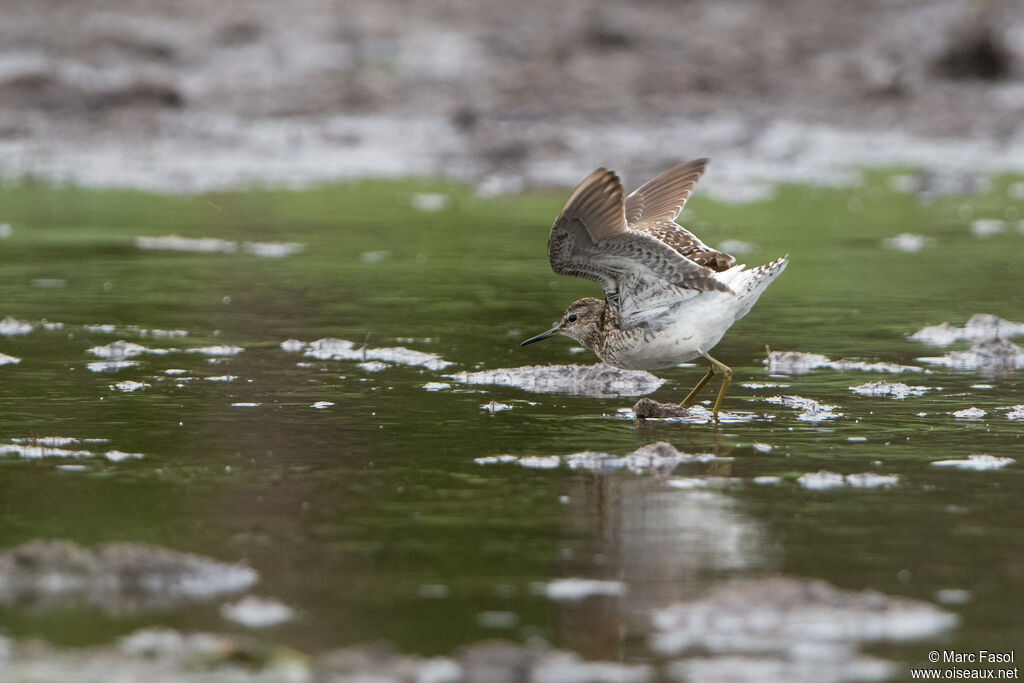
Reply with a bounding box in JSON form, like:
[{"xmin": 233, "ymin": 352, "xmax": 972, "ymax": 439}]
[{"xmin": 520, "ymin": 327, "xmax": 558, "ymax": 346}]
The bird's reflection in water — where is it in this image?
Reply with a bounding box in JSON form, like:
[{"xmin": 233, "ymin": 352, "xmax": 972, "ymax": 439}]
[{"xmin": 556, "ymin": 458, "xmax": 780, "ymax": 660}]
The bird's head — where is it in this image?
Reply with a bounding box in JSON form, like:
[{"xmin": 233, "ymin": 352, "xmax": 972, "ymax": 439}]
[{"xmin": 520, "ymin": 297, "xmax": 605, "ymax": 349}]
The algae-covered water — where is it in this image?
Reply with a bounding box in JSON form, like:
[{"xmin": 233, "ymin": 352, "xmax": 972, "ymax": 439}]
[{"xmin": 0, "ymin": 173, "xmax": 1022, "ymax": 680}]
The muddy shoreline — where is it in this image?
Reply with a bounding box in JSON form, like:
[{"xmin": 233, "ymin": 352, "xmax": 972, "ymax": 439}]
[{"xmin": 1, "ymin": 0, "xmax": 1023, "ymax": 195}]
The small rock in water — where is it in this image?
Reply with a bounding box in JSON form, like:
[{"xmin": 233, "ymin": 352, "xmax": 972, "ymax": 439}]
[
  {"xmin": 220, "ymin": 595, "xmax": 296, "ymax": 628},
  {"xmin": 448, "ymin": 363, "xmax": 664, "ymax": 398},
  {"xmin": 849, "ymin": 381, "xmax": 930, "ymax": 399},
  {"xmin": 931, "ymin": 454, "xmax": 1014, "ymax": 470},
  {"xmin": 632, "ymin": 397, "xmax": 688, "ymax": 418}
]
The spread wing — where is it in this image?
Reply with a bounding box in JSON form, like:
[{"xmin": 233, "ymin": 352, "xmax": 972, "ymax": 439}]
[
  {"xmin": 547, "ymin": 167, "xmax": 732, "ymax": 329},
  {"xmin": 625, "ymin": 159, "xmax": 735, "ymax": 272}
]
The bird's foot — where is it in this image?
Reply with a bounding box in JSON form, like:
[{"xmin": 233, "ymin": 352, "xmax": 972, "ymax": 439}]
[{"xmin": 633, "ymin": 398, "xmax": 689, "ymax": 419}]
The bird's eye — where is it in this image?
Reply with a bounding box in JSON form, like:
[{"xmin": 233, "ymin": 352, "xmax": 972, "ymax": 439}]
[{"xmin": 567, "ymin": 313, "xmax": 578, "ymax": 322}]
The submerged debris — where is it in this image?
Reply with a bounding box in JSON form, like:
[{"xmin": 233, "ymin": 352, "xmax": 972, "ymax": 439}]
[
  {"xmin": 910, "ymin": 313, "xmax": 1024, "ymax": 347},
  {"xmin": 652, "ymin": 577, "xmax": 957, "ymax": 683},
  {"xmin": 0, "ymin": 316, "xmax": 32, "ymax": 336},
  {"xmin": 849, "ymin": 381, "xmax": 930, "ymax": 399},
  {"xmin": 632, "ymin": 397, "xmax": 688, "ymax": 418},
  {"xmin": 766, "ymin": 351, "xmax": 923, "ymax": 375},
  {"xmin": 931, "ymin": 454, "xmax": 1014, "ymax": 470},
  {"xmin": 0, "ymin": 539, "xmax": 258, "ymax": 615},
  {"xmin": 917, "ymin": 338, "xmax": 1024, "ymax": 374},
  {"xmin": 765, "ymin": 395, "xmax": 843, "ymax": 422},
  {"xmin": 449, "ymin": 363, "xmax": 663, "ymax": 398},
  {"xmin": 798, "ymin": 471, "xmax": 899, "ymax": 491},
  {"xmin": 299, "ymin": 337, "xmax": 452, "ymax": 371}
]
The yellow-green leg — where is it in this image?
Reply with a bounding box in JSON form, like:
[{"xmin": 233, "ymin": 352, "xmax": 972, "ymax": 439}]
[{"xmin": 681, "ymin": 354, "xmax": 733, "ymax": 419}]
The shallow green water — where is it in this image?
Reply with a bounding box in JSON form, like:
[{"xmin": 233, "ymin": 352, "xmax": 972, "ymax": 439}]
[{"xmin": 0, "ymin": 173, "xmax": 1022, "ymax": 675}]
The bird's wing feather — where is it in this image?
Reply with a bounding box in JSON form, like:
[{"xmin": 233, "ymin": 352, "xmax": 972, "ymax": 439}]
[
  {"xmin": 624, "ymin": 158, "xmax": 708, "ymax": 225},
  {"xmin": 548, "ymin": 167, "xmax": 732, "ymax": 329},
  {"xmin": 634, "ymin": 219, "xmax": 736, "ymax": 272}
]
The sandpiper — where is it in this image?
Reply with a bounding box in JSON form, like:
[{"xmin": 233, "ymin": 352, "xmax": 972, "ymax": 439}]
[{"xmin": 521, "ymin": 158, "xmax": 787, "ymax": 419}]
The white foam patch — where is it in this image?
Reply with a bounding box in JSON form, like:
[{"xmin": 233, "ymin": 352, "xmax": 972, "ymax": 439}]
[
  {"xmin": 311, "ymin": 401, "xmax": 334, "ymax": 409},
  {"xmin": 0, "ymin": 316, "xmax": 32, "ymax": 336},
  {"xmin": 910, "ymin": 314, "xmax": 1024, "ymax": 347},
  {"xmin": 766, "ymin": 351, "xmax": 923, "ymax": 375},
  {"xmin": 849, "ymin": 381, "xmax": 930, "ymax": 399},
  {"xmin": 220, "ymin": 596, "xmax": 296, "ymax": 628},
  {"xmin": 883, "ymin": 233, "xmax": 932, "ymax": 252},
  {"xmin": 765, "ymin": 395, "xmax": 843, "ymax": 422},
  {"xmin": 950, "ymin": 407, "xmax": 986, "ymax": 419},
  {"xmin": 205, "ymin": 375, "xmax": 238, "ymax": 382},
  {"xmin": 110, "ymin": 380, "xmax": 150, "ymax": 392},
  {"xmin": 231, "ymin": 402, "xmax": 262, "ymax": 407},
  {"xmin": 279, "ymin": 339, "xmax": 306, "ymax": 352},
  {"xmin": 931, "ymin": 454, "xmax": 1014, "ymax": 471},
  {"xmin": 422, "ymin": 382, "xmax": 450, "ymax": 391},
  {"xmin": 798, "ymin": 471, "xmax": 898, "ymax": 490},
  {"xmin": 918, "ymin": 339, "xmax": 1024, "ymax": 371},
  {"xmin": 534, "ymin": 579, "xmax": 626, "ymax": 601},
  {"xmin": 186, "ymin": 345, "xmax": 243, "ymax": 356},
  {"xmin": 481, "ymin": 400, "xmax": 513, "ymax": 413},
  {"xmin": 87, "ymin": 360, "xmax": 141, "ymax": 372},
  {"xmin": 0, "ymin": 352, "xmax": 20, "ymax": 366},
  {"xmin": 1007, "ymin": 405, "xmax": 1024, "ymax": 421},
  {"xmin": 357, "ymin": 361, "xmax": 390, "ymax": 372},
  {"xmin": 105, "ymin": 450, "xmax": 145, "ymax": 462},
  {"xmin": 303, "ymin": 337, "xmax": 452, "ymax": 371},
  {"xmin": 449, "ymin": 363, "xmax": 663, "ymax": 398}
]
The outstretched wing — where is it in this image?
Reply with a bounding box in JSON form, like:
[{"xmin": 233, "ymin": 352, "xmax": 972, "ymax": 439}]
[
  {"xmin": 547, "ymin": 167, "xmax": 731, "ymax": 329},
  {"xmin": 625, "ymin": 159, "xmax": 735, "ymax": 272},
  {"xmin": 625, "ymin": 158, "xmax": 708, "ymax": 225}
]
